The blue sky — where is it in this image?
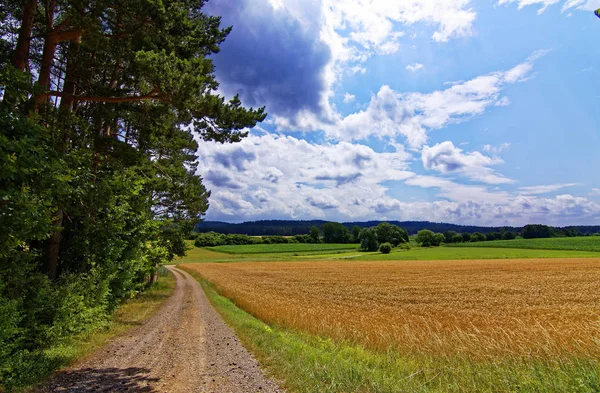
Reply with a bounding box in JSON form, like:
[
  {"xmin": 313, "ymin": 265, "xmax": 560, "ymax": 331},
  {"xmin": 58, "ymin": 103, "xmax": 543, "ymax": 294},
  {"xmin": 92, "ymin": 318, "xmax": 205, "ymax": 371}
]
[{"xmin": 196, "ymin": 0, "xmax": 600, "ymax": 226}]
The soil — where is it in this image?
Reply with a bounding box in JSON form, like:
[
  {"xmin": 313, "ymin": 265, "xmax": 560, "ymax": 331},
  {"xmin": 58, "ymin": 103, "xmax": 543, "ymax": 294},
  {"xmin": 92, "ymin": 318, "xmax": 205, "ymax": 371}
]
[{"xmin": 35, "ymin": 266, "xmax": 284, "ymax": 393}]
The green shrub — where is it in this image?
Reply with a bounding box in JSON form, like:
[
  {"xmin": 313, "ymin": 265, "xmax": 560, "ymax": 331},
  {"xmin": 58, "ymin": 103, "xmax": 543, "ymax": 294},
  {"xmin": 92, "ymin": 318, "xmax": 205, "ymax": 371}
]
[{"xmin": 379, "ymin": 243, "xmax": 392, "ymax": 254}]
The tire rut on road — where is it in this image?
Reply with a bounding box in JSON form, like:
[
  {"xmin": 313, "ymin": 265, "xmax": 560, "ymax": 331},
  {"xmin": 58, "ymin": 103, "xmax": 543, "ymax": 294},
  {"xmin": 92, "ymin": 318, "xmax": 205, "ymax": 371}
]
[{"xmin": 36, "ymin": 266, "xmax": 284, "ymax": 393}]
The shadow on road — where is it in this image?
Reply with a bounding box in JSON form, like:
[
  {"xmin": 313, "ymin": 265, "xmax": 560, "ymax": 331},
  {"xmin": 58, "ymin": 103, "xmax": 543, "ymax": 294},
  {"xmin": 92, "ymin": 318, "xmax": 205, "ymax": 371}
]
[{"xmin": 39, "ymin": 367, "xmax": 160, "ymax": 392}]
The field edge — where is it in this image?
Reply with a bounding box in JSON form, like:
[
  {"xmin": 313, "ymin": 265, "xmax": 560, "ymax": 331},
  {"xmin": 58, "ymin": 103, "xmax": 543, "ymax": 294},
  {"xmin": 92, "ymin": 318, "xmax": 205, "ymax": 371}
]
[{"xmin": 183, "ymin": 267, "xmax": 600, "ymax": 393}]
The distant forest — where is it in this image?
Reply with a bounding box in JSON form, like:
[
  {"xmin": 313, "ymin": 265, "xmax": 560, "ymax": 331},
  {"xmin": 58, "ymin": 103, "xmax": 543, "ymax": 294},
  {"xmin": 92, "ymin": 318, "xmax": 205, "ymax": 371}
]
[{"xmin": 195, "ymin": 220, "xmax": 600, "ymax": 236}]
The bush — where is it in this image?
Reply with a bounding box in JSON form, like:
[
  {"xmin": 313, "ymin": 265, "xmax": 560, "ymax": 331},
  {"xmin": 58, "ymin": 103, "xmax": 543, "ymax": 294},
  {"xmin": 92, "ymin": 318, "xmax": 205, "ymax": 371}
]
[
  {"xmin": 379, "ymin": 243, "xmax": 392, "ymax": 254},
  {"xmin": 194, "ymin": 232, "xmax": 225, "ymax": 247},
  {"xmin": 432, "ymin": 233, "xmax": 445, "ymax": 246},
  {"xmin": 452, "ymin": 234, "xmax": 463, "ymax": 243}
]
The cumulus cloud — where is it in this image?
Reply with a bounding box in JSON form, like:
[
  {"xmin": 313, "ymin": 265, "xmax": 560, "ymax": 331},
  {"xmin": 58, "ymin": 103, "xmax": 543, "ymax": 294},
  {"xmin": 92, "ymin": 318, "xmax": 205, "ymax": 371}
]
[
  {"xmin": 406, "ymin": 63, "xmax": 425, "ymax": 72},
  {"xmin": 518, "ymin": 184, "xmax": 579, "ymax": 195},
  {"xmin": 195, "ymin": 133, "xmax": 600, "ymax": 225},
  {"xmin": 322, "ymin": 51, "xmax": 546, "ymax": 147},
  {"xmin": 196, "ymin": 134, "xmax": 414, "ymax": 221},
  {"xmin": 591, "ymin": 188, "xmax": 600, "ymax": 196},
  {"xmin": 421, "ymin": 142, "xmax": 513, "ymax": 184},
  {"xmin": 343, "ymin": 93, "xmax": 356, "ymax": 103}
]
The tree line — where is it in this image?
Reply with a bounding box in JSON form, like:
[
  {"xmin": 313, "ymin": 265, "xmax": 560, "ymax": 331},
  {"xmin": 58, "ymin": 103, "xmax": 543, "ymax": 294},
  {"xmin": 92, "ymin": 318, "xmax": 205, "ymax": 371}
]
[{"xmin": 0, "ymin": 1, "xmax": 263, "ymax": 388}]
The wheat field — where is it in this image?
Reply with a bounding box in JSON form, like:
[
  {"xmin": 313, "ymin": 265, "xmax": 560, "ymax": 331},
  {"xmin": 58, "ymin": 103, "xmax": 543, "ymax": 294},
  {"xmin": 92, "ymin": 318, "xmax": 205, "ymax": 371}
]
[{"xmin": 182, "ymin": 258, "xmax": 600, "ymax": 359}]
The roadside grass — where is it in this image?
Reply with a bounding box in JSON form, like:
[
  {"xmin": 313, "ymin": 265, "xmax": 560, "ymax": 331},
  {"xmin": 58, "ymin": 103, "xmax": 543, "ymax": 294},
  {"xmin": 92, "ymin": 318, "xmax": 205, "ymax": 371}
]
[
  {"xmin": 190, "ymin": 271, "xmax": 600, "ymax": 393},
  {"xmin": 19, "ymin": 268, "xmax": 175, "ymax": 392},
  {"xmin": 208, "ymin": 243, "xmax": 358, "ymax": 254},
  {"xmin": 449, "ymin": 236, "xmax": 600, "ymax": 252}
]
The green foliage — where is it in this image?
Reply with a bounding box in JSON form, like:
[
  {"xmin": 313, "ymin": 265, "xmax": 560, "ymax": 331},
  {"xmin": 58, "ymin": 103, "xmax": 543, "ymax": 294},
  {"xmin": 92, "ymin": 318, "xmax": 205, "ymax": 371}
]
[
  {"xmin": 443, "ymin": 230, "xmax": 458, "ymax": 243},
  {"xmin": 359, "ymin": 228, "xmax": 379, "ymax": 251},
  {"xmin": 432, "ymin": 233, "xmax": 445, "ymax": 246},
  {"xmin": 415, "ymin": 230, "xmax": 435, "ymax": 247},
  {"xmin": 461, "ymin": 232, "xmax": 472, "ymax": 242},
  {"xmin": 522, "ymin": 224, "xmax": 553, "ymax": 239},
  {"xmin": 452, "ymin": 234, "xmax": 463, "ymax": 243},
  {"xmin": 351, "ymin": 225, "xmax": 361, "ymax": 243},
  {"xmin": 471, "ymin": 232, "xmax": 487, "ymax": 242},
  {"xmin": 0, "ymin": 0, "xmax": 266, "ymax": 388},
  {"xmin": 502, "ymin": 231, "xmax": 517, "ymax": 240},
  {"xmin": 310, "ymin": 226, "xmax": 321, "ymax": 243},
  {"xmin": 379, "ymin": 243, "xmax": 392, "ymax": 254},
  {"xmin": 322, "ymin": 222, "xmax": 352, "ymax": 244},
  {"xmin": 375, "ymin": 222, "xmax": 408, "ymax": 246}
]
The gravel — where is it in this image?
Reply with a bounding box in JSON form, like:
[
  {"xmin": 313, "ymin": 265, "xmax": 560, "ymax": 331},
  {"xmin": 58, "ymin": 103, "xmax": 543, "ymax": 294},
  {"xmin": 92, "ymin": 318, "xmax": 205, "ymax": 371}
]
[{"xmin": 35, "ymin": 266, "xmax": 284, "ymax": 393}]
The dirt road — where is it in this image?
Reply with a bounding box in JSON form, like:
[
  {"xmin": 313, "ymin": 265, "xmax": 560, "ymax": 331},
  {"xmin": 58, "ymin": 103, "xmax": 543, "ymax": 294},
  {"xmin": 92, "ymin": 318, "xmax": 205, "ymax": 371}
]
[{"xmin": 36, "ymin": 266, "xmax": 284, "ymax": 393}]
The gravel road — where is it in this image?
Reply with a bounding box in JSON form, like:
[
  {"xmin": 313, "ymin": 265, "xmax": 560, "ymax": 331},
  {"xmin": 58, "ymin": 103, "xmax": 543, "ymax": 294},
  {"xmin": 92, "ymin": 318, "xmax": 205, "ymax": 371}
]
[{"xmin": 36, "ymin": 266, "xmax": 284, "ymax": 393}]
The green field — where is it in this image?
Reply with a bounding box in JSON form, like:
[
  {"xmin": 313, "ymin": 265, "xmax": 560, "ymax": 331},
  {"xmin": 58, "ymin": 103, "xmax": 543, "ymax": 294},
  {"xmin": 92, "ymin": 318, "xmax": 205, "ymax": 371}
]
[
  {"xmin": 181, "ymin": 240, "xmax": 600, "ymax": 264},
  {"xmin": 207, "ymin": 243, "xmax": 358, "ymax": 254},
  {"xmin": 449, "ymin": 236, "xmax": 600, "ymax": 252},
  {"xmin": 353, "ymin": 246, "xmax": 600, "ymax": 260}
]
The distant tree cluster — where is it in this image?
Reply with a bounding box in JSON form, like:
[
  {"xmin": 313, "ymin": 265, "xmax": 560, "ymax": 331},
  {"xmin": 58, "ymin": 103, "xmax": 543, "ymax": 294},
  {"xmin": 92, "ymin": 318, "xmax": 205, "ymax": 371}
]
[
  {"xmin": 416, "ymin": 229, "xmax": 517, "ymax": 247},
  {"xmin": 194, "ymin": 227, "xmax": 324, "ymax": 247},
  {"xmin": 358, "ymin": 223, "xmax": 409, "ymax": 252}
]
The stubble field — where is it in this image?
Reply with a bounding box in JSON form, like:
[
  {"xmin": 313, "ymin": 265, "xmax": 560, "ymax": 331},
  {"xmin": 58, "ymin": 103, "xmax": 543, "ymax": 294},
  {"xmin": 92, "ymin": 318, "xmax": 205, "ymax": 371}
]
[{"xmin": 182, "ymin": 258, "xmax": 600, "ymax": 359}]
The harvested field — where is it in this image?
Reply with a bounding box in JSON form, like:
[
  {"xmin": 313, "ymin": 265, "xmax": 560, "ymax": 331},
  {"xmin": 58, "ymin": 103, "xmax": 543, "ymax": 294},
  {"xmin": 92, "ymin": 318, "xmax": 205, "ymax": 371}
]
[{"xmin": 182, "ymin": 258, "xmax": 600, "ymax": 359}]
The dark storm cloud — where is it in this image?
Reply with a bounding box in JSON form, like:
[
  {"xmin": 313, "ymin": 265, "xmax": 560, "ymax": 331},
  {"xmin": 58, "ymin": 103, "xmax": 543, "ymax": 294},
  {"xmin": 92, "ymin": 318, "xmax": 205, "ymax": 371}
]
[
  {"xmin": 204, "ymin": 0, "xmax": 331, "ymax": 122},
  {"xmin": 205, "ymin": 170, "xmax": 243, "ymax": 189},
  {"xmin": 214, "ymin": 148, "xmax": 256, "ymax": 171}
]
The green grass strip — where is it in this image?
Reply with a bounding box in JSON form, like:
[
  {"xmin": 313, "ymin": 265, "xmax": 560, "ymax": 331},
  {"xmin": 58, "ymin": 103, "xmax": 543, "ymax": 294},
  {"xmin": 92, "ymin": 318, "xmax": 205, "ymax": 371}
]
[
  {"xmin": 207, "ymin": 243, "xmax": 358, "ymax": 255},
  {"xmin": 448, "ymin": 236, "xmax": 600, "ymax": 252},
  {"xmin": 353, "ymin": 246, "xmax": 600, "ymax": 261},
  {"xmin": 192, "ymin": 271, "xmax": 600, "ymax": 393}
]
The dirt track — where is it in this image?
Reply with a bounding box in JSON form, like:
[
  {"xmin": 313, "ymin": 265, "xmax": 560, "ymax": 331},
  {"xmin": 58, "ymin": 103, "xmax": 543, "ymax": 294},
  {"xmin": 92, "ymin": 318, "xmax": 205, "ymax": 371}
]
[{"xmin": 36, "ymin": 266, "xmax": 284, "ymax": 393}]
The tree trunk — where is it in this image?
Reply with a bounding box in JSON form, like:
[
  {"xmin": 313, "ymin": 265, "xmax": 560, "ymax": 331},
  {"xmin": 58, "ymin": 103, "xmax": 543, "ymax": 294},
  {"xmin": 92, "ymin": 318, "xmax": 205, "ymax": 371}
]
[
  {"xmin": 13, "ymin": 0, "xmax": 38, "ymax": 72},
  {"xmin": 33, "ymin": 0, "xmax": 56, "ymax": 110},
  {"xmin": 43, "ymin": 209, "xmax": 63, "ymax": 280}
]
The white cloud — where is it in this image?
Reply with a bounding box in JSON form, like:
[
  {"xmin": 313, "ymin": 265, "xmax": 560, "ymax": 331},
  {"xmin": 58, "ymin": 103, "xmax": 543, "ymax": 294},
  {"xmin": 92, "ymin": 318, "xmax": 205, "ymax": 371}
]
[
  {"xmin": 589, "ymin": 188, "xmax": 600, "ymax": 196},
  {"xmin": 498, "ymin": 0, "xmax": 600, "ymax": 14},
  {"xmin": 421, "ymin": 141, "xmax": 513, "ymax": 184},
  {"xmin": 315, "ymin": 51, "xmax": 546, "ymax": 148},
  {"xmin": 495, "ymin": 96, "xmax": 511, "ymax": 106},
  {"xmin": 196, "ymin": 133, "xmax": 414, "ymax": 220},
  {"xmin": 406, "ymin": 63, "xmax": 425, "ymax": 72},
  {"xmin": 518, "ymin": 183, "xmax": 579, "ymax": 195},
  {"xmin": 195, "ymin": 132, "xmax": 600, "ymax": 226},
  {"xmin": 482, "ymin": 142, "xmax": 511, "ymax": 154},
  {"xmin": 343, "ymin": 93, "xmax": 356, "ymax": 103}
]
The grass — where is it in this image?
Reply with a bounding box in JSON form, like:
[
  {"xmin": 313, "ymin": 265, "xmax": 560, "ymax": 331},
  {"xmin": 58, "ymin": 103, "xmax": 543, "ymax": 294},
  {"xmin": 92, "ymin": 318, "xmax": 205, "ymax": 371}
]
[
  {"xmin": 186, "ymin": 268, "xmax": 600, "ymax": 393},
  {"xmin": 181, "ymin": 244, "xmax": 600, "ymax": 264},
  {"xmin": 449, "ymin": 236, "xmax": 600, "ymax": 252},
  {"xmin": 208, "ymin": 243, "xmax": 358, "ymax": 254},
  {"xmin": 354, "ymin": 246, "xmax": 600, "ymax": 260},
  {"xmin": 182, "ymin": 259, "xmax": 600, "ymax": 358},
  {"xmin": 18, "ymin": 268, "xmax": 176, "ymax": 391}
]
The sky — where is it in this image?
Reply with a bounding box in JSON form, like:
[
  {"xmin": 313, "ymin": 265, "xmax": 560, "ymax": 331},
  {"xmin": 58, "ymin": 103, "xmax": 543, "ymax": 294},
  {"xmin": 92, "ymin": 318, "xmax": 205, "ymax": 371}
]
[{"xmin": 196, "ymin": 0, "xmax": 600, "ymax": 226}]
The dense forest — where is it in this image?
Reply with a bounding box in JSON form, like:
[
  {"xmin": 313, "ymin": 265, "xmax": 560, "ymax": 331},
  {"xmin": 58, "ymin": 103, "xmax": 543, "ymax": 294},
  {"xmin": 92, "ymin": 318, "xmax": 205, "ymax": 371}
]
[
  {"xmin": 195, "ymin": 220, "xmax": 523, "ymax": 236},
  {"xmin": 195, "ymin": 220, "xmax": 600, "ymax": 237},
  {"xmin": 0, "ymin": 0, "xmax": 264, "ymax": 388}
]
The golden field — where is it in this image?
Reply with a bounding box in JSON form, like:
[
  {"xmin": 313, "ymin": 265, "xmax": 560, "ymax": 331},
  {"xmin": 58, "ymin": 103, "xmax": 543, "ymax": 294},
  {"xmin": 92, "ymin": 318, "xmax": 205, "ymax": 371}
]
[{"xmin": 182, "ymin": 258, "xmax": 600, "ymax": 359}]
